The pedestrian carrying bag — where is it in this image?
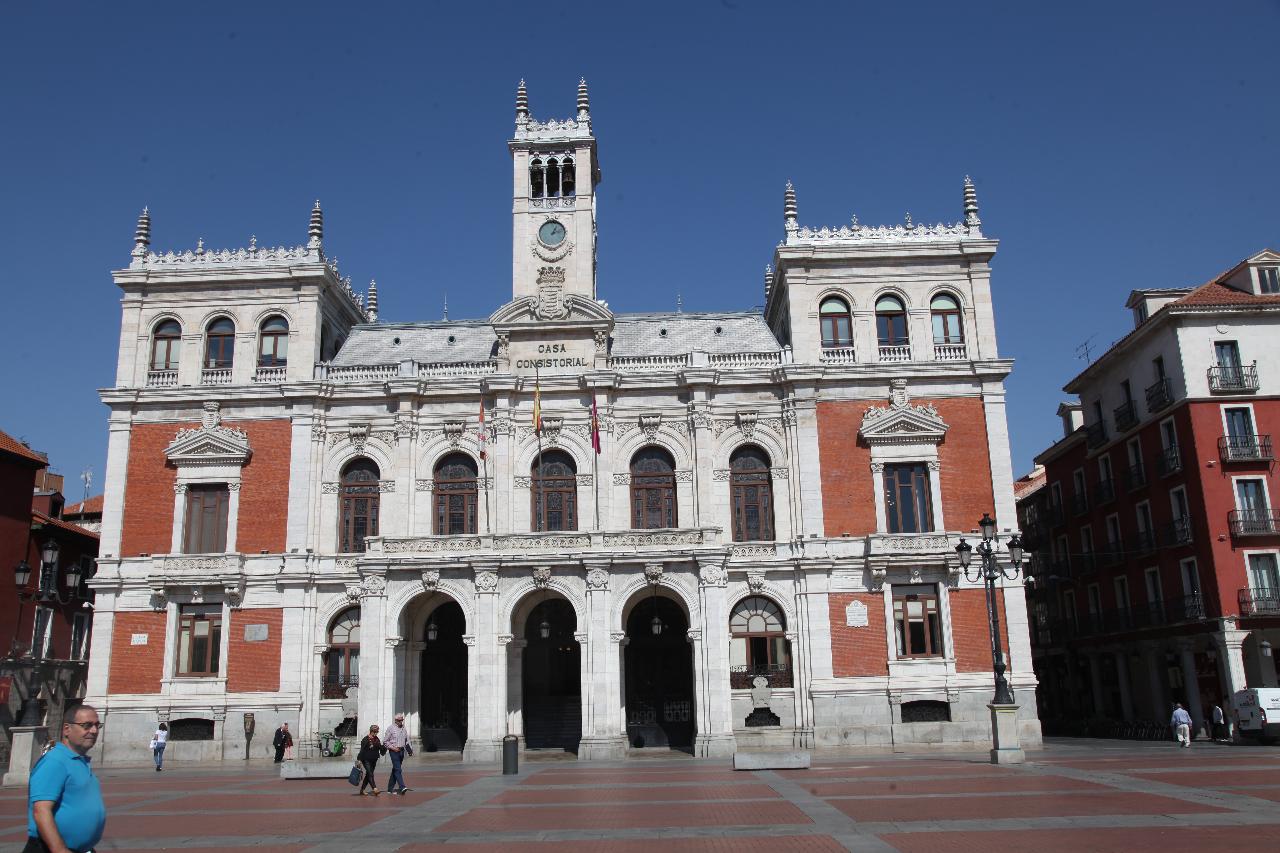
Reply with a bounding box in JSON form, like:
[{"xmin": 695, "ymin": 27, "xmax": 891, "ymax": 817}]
[{"xmin": 348, "ymin": 762, "xmax": 364, "ymax": 787}]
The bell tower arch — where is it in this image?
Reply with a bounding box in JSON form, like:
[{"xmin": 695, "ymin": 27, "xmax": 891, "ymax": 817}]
[{"xmin": 510, "ymin": 78, "xmax": 601, "ymax": 304}]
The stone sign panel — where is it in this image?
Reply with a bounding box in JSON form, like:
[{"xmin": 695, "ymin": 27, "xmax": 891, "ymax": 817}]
[{"xmin": 845, "ymin": 600, "xmax": 869, "ymax": 628}]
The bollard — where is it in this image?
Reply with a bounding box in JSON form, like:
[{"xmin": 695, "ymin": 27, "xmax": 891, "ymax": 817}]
[{"xmin": 502, "ymin": 734, "xmax": 519, "ymax": 775}]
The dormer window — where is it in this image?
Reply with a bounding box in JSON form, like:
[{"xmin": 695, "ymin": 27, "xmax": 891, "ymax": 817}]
[
  {"xmin": 1261, "ymin": 267, "xmax": 1279, "ymax": 294},
  {"xmin": 1133, "ymin": 303, "xmax": 1148, "ymax": 327}
]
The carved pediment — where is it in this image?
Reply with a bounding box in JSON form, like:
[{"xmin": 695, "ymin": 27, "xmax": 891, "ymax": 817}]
[
  {"xmin": 165, "ymin": 403, "xmax": 252, "ymax": 466},
  {"xmin": 489, "ymin": 293, "xmax": 614, "ymax": 327},
  {"xmin": 859, "ymin": 380, "xmax": 948, "ymax": 446}
]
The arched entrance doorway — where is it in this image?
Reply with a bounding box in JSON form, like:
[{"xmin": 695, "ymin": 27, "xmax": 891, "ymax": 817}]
[
  {"xmin": 625, "ymin": 593, "xmax": 695, "ymax": 750},
  {"xmin": 522, "ymin": 598, "xmax": 581, "ymax": 751},
  {"xmin": 420, "ymin": 600, "xmax": 467, "ymax": 752}
]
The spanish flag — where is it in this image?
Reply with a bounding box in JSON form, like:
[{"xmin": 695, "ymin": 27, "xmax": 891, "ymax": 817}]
[{"xmin": 532, "ymin": 372, "xmax": 542, "ymax": 435}]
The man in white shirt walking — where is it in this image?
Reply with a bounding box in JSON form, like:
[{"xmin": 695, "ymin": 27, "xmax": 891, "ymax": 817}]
[
  {"xmin": 383, "ymin": 713, "xmax": 413, "ymax": 795},
  {"xmin": 1171, "ymin": 703, "xmax": 1193, "ymax": 748}
]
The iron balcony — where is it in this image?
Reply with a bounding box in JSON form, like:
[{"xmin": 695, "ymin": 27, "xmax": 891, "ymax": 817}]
[{"xmin": 1208, "ymin": 362, "xmax": 1259, "ymax": 393}]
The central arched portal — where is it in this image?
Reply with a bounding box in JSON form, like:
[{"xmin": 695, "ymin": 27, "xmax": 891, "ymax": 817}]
[
  {"xmin": 625, "ymin": 594, "xmax": 695, "ymax": 750},
  {"xmin": 420, "ymin": 600, "xmax": 467, "ymax": 752},
  {"xmin": 521, "ymin": 598, "xmax": 581, "ymax": 751}
]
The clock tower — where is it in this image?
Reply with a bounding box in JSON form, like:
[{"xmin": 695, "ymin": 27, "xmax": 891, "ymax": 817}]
[{"xmin": 509, "ymin": 78, "xmax": 601, "ymax": 308}]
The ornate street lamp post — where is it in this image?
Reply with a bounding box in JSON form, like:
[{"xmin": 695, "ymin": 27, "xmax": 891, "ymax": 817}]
[
  {"xmin": 955, "ymin": 513, "xmax": 1025, "ymax": 763},
  {"xmin": 15, "ymin": 539, "xmax": 78, "ymax": 726}
]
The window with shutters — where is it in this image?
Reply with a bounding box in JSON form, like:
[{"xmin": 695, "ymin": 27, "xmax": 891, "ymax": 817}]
[
  {"xmin": 730, "ymin": 445, "xmax": 774, "ymax": 542},
  {"xmin": 630, "ymin": 446, "xmax": 677, "ymax": 529},
  {"xmin": 532, "ymin": 450, "xmax": 577, "ymax": 532},
  {"xmin": 183, "ymin": 484, "xmax": 229, "ymax": 553},
  {"xmin": 433, "ymin": 453, "xmax": 478, "ymax": 535},
  {"xmin": 339, "ymin": 458, "xmax": 381, "ymax": 553}
]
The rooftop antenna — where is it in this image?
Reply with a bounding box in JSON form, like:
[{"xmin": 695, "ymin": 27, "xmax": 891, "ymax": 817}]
[
  {"xmin": 80, "ymin": 467, "xmax": 93, "ymax": 507},
  {"xmin": 1075, "ymin": 334, "xmax": 1098, "ymax": 364}
]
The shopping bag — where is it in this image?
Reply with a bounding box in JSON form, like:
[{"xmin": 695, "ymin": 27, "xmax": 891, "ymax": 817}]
[{"xmin": 347, "ymin": 763, "xmax": 364, "ymax": 786}]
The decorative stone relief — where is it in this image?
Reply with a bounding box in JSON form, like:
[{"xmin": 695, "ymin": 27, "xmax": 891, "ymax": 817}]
[
  {"xmin": 688, "ymin": 412, "xmax": 713, "ymax": 432},
  {"xmin": 378, "ymin": 480, "xmax": 396, "ymax": 493},
  {"xmin": 746, "ymin": 574, "xmax": 765, "ymax": 593},
  {"xmin": 384, "ymin": 537, "xmax": 482, "ymax": 554},
  {"xmin": 674, "ymin": 470, "xmax": 693, "ymax": 482},
  {"xmin": 415, "ymin": 479, "xmax": 434, "ymax": 491},
  {"xmin": 712, "ymin": 469, "xmax": 731, "ymax": 481},
  {"xmin": 594, "ymin": 330, "xmax": 608, "ymax": 354},
  {"xmin": 541, "ymin": 417, "xmax": 563, "ymax": 444},
  {"xmin": 573, "ymin": 631, "xmax": 588, "ymax": 644},
  {"xmin": 770, "ymin": 467, "xmax": 789, "ymax": 480},
  {"xmin": 532, "ymin": 566, "xmax": 552, "ymax": 588},
  {"xmin": 474, "ymin": 570, "xmax": 499, "ymax": 593},
  {"xmin": 497, "ymin": 633, "xmax": 514, "ymax": 645},
  {"xmin": 348, "ymin": 423, "xmax": 369, "ymax": 452},
  {"xmin": 462, "ymin": 635, "xmax": 477, "ymax": 646},
  {"xmin": 514, "ymin": 476, "xmax": 532, "ymax": 488},
  {"xmin": 322, "ymin": 482, "xmax": 340, "ymax": 493},
  {"xmin": 603, "ymin": 530, "xmax": 707, "ymax": 547},
  {"xmin": 421, "ymin": 569, "xmax": 440, "ymax": 591},
  {"xmin": 586, "ymin": 568, "xmax": 610, "ymax": 591},
  {"xmin": 639, "ymin": 413, "xmax": 662, "ymax": 441},
  {"xmin": 909, "ymin": 566, "xmax": 924, "ymax": 583},
  {"xmin": 575, "ymin": 474, "xmax": 593, "ymax": 486},
  {"xmin": 609, "ymin": 631, "xmax": 627, "ymax": 643},
  {"xmin": 730, "ymin": 545, "xmax": 774, "ymax": 559},
  {"xmin": 313, "ymin": 643, "xmax": 329, "ymax": 655},
  {"xmin": 443, "ymin": 421, "xmax": 465, "ymax": 446},
  {"xmin": 385, "ymin": 635, "xmax": 405, "ymax": 649},
  {"xmin": 335, "ymin": 558, "xmax": 356, "ymax": 571},
  {"xmin": 737, "ymin": 411, "xmax": 758, "ymax": 438},
  {"xmin": 149, "ymin": 590, "xmax": 167, "ymax": 610},
  {"xmin": 644, "ymin": 563, "xmax": 664, "ymax": 585},
  {"xmin": 699, "ymin": 562, "xmax": 728, "ymax": 587},
  {"xmin": 164, "ymin": 402, "xmax": 252, "ymax": 467},
  {"xmin": 613, "ymin": 473, "xmax": 632, "ymax": 486},
  {"xmin": 173, "ymin": 483, "xmax": 188, "ymax": 495},
  {"xmin": 928, "ymin": 459, "xmax": 942, "ymax": 471},
  {"xmin": 394, "ymin": 414, "xmax": 417, "ymax": 443},
  {"xmin": 227, "ymin": 482, "xmax": 241, "ymax": 492},
  {"xmin": 869, "ymin": 567, "xmax": 888, "ymax": 589},
  {"xmin": 686, "ymin": 629, "xmax": 702, "ymax": 642},
  {"xmin": 869, "ymin": 462, "xmax": 885, "ymax": 474}
]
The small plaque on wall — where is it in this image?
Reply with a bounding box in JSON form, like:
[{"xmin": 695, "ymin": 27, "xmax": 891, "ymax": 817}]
[
  {"xmin": 243, "ymin": 624, "xmax": 269, "ymax": 642},
  {"xmin": 845, "ymin": 601, "xmax": 869, "ymax": 628},
  {"xmin": 130, "ymin": 633, "xmax": 148, "ymax": 645}
]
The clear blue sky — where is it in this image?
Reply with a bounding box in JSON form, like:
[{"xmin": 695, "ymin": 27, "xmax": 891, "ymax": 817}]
[{"xmin": 2, "ymin": 1, "xmax": 1278, "ymax": 507}]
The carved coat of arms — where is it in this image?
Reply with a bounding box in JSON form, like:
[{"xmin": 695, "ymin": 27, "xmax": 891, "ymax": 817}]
[{"xmin": 534, "ymin": 266, "xmax": 569, "ymax": 320}]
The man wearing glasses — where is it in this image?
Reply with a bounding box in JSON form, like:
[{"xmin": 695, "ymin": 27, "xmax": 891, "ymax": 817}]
[{"xmin": 25, "ymin": 704, "xmax": 106, "ymax": 853}]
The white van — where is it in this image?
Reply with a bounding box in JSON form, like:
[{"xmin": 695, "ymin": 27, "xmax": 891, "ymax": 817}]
[{"xmin": 1232, "ymin": 688, "xmax": 1280, "ymax": 741}]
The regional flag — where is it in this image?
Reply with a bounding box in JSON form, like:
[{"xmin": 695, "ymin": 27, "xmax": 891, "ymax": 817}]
[
  {"xmin": 476, "ymin": 397, "xmax": 487, "ymax": 460},
  {"xmin": 533, "ymin": 374, "xmax": 542, "ymax": 435},
  {"xmin": 590, "ymin": 397, "xmax": 601, "ymax": 455}
]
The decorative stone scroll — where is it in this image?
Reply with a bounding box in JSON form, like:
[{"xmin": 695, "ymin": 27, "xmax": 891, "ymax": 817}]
[
  {"xmin": 532, "ymin": 567, "xmax": 552, "ymax": 588},
  {"xmin": 639, "ymin": 414, "xmax": 662, "ymax": 441},
  {"xmin": 643, "ymin": 563, "xmax": 664, "ymax": 586},
  {"xmin": 730, "ymin": 545, "xmax": 775, "ymax": 559},
  {"xmin": 421, "ymin": 570, "xmax": 440, "ymax": 591},
  {"xmin": 746, "ymin": 574, "xmax": 765, "ymax": 593},
  {"xmin": 698, "ymin": 562, "xmax": 728, "ymax": 587},
  {"xmin": 586, "ymin": 568, "xmax": 610, "ymax": 591}
]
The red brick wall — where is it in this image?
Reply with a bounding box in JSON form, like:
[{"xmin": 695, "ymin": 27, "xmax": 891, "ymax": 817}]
[
  {"xmin": 950, "ymin": 588, "xmax": 1009, "ymax": 673},
  {"xmin": 120, "ymin": 419, "xmax": 291, "ymax": 557},
  {"xmin": 227, "ymin": 608, "xmax": 283, "ymax": 692},
  {"xmin": 817, "ymin": 397, "xmax": 995, "ymax": 537},
  {"xmin": 108, "ymin": 611, "xmax": 167, "ymax": 693},
  {"xmin": 829, "ymin": 593, "xmax": 888, "ymax": 676}
]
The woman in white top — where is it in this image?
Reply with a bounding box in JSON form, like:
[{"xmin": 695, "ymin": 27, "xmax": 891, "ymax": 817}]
[{"xmin": 150, "ymin": 722, "xmax": 169, "ymax": 771}]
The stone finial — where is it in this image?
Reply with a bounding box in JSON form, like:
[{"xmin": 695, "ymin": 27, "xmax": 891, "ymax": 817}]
[
  {"xmin": 963, "ymin": 175, "xmax": 982, "ymax": 229},
  {"xmin": 132, "ymin": 207, "xmax": 151, "ymax": 257},
  {"xmin": 516, "ymin": 79, "xmax": 529, "ymax": 121},
  {"xmin": 577, "ymin": 77, "xmax": 590, "ymax": 118},
  {"xmin": 307, "ymin": 200, "xmax": 324, "ymax": 251},
  {"xmin": 366, "ymin": 279, "xmax": 379, "ymax": 323},
  {"xmin": 783, "ymin": 181, "xmax": 798, "ymax": 234}
]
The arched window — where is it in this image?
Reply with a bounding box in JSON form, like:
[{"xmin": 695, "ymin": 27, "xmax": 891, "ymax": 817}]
[
  {"xmin": 529, "ymin": 158, "xmax": 545, "ymax": 199},
  {"xmin": 204, "ymin": 318, "xmax": 235, "ymax": 369},
  {"xmin": 339, "ymin": 458, "xmax": 380, "ymax": 553},
  {"xmin": 930, "ymin": 293, "xmax": 964, "ymax": 345},
  {"xmin": 258, "ymin": 315, "xmax": 289, "ymax": 367},
  {"xmin": 729, "ymin": 596, "xmax": 791, "ymax": 688},
  {"xmin": 545, "ymin": 157, "xmax": 561, "ymax": 198},
  {"xmin": 730, "ymin": 445, "xmax": 774, "ymax": 542},
  {"xmin": 151, "ymin": 319, "xmax": 182, "ymax": 371},
  {"xmin": 532, "ymin": 449, "xmax": 576, "ymax": 532},
  {"xmin": 434, "ymin": 453, "xmax": 478, "ymax": 535},
  {"xmin": 819, "ymin": 296, "xmax": 852, "ymax": 348},
  {"xmin": 875, "ymin": 295, "xmax": 909, "ymax": 347},
  {"xmin": 324, "ymin": 607, "xmax": 360, "ymax": 699},
  {"xmin": 561, "ymin": 155, "xmax": 576, "ymax": 197},
  {"xmin": 630, "ymin": 446, "xmax": 677, "ymax": 529}
]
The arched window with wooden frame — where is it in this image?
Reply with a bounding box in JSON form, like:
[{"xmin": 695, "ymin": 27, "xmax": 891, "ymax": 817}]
[
  {"xmin": 930, "ymin": 292, "xmax": 964, "ymax": 345},
  {"xmin": 258, "ymin": 315, "xmax": 289, "ymax": 367},
  {"xmin": 151, "ymin": 319, "xmax": 182, "ymax": 371},
  {"xmin": 204, "ymin": 317, "xmax": 235, "ymax": 369},
  {"xmin": 730, "ymin": 445, "xmax": 774, "ymax": 542},
  {"xmin": 875, "ymin": 294, "xmax": 909, "ymax": 347},
  {"xmin": 339, "ymin": 457, "xmax": 380, "ymax": 553},
  {"xmin": 531, "ymin": 449, "xmax": 576, "ymax": 532},
  {"xmin": 819, "ymin": 296, "xmax": 852, "ymax": 348},
  {"xmin": 434, "ymin": 452, "xmax": 478, "ymax": 535},
  {"xmin": 630, "ymin": 446, "xmax": 677, "ymax": 529},
  {"xmin": 728, "ymin": 596, "xmax": 792, "ymax": 688},
  {"xmin": 324, "ymin": 607, "xmax": 360, "ymax": 699}
]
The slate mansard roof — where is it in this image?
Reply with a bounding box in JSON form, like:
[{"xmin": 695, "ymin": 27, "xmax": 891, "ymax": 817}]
[{"xmin": 330, "ymin": 311, "xmax": 781, "ymax": 367}]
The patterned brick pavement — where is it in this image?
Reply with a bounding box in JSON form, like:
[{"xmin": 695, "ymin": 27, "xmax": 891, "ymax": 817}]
[{"xmin": 0, "ymin": 739, "xmax": 1277, "ymax": 851}]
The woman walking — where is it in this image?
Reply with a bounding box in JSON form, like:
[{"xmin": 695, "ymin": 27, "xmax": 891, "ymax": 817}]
[
  {"xmin": 150, "ymin": 722, "xmax": 168, "ymax": 771},
  {"xmin": 357, "ymin": 724, "xmax": 385, "ymax": 796}
]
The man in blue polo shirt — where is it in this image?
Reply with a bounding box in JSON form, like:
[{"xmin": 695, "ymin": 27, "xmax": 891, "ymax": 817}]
[{"xmin": 26, "ymin": 703, "xmax": 106, "ymax": 853}]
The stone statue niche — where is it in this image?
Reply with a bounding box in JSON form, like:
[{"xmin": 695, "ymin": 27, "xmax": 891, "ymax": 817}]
[{"xmin": 744, "ymin": 675, "xmax": 781, "ymax": 727}]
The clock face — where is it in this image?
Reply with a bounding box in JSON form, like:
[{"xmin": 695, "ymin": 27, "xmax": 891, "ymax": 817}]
[{"xmin": 538, "ymin": 220, "xmax": 566, "ymax": 247}]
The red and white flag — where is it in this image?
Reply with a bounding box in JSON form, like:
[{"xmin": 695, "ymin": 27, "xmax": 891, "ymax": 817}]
[
  {"xmin": 476, "ymin": 397, "xmax": 487, "ymax": 460},
  {"xmin": 590, "ymin": 397, "xmax": 601, "ymax": 455}
]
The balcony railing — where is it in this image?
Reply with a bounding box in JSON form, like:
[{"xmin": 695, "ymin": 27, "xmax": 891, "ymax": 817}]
[
  {"xmin": 1062, "ymin": 593, "xmax": 1208, "ymax": 639},
  {"xmin": 1071, "ymin": 493, "xmax": 1089, "ymax": 517},
  {"xmin": 1145, "ymin": 377, "xmax": 1173, "ymax": 412},
  {"xmin": 201, "ymin": 367, "xmax": 232, "ymax": 385},
  {"xmin": 1219, "ymin": 434, "xmax": 1274, "ymax": 463},
  {"xmin": 321, "ymin": 675, "xmax": 359, "ymax": 700},
  {"xmin": 1208, "ymin": 362, "xmax": 1259, "ymax": 393},
  {"xmin": 1230, "ymin": 509, "xmax": 1280, "ymax": 537},
  {"xmin": 878, "ymin": 344, "xmax": 912, "ymax": 363},
  {"xmin": 934, "ymin": 342, "xmax": 967, "ymax": 361},
  {"xmin": 1133, "ymin": 529, "xmax": 1157, "ymax": 556},
  {"xmin": 729, "ymin": 664, "xmax": 793, "ymax": 690},
  {"xmin": 1113, "ymin": 400, "xmax": 1139, "ymax": 432},
  {"xmin": 1163, "ymin": 516, "xmax": 1193, "ymax": 546},
  {"xmin": 1239, "ymin": 587, "xmax": 1280, "ymax": 617},
  {"xmin": 146, "ymin": 369, "xmax": 177, "ymax": 387},
  {"xmin": 1124, "ymin": 462, "xmax": 1147, "ymax": 492},
  {"xmin": 1093, "ymin": 477, "xmax": 1116, "ymax": 505},
  {"xmin": 253, "ymin": 365, "xmax": 288, "ymax": 383},
  {"xmin": 1085, "ymin": 422, "xmax": 1108, "ymax": 449},
  {"xmin": 1157, "ymin": 445, "xmax": 1182, "ymax": 476},
  {"xmin": 819, "ymin": 346, "xmax": 857, "ymax": 364},
  {"xmin": 1102, "ymin": 542, "xmax": 1123, "ymax": 567}
]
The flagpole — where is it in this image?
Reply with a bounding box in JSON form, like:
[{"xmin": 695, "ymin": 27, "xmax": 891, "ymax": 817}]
[
  {"xmin": 591, "ymin": 394, "xmax": 601, "ymax": 530},
  {"xmin": 480, "ymin": 394, "xmax": 491, "ymax": 535},
  {"xmin": 534, "ymin": 367, "xmax": 545, "ymax": 533}
]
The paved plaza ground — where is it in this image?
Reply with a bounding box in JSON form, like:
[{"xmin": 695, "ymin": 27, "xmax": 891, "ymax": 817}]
[{"xmin": 2, "ymin": 739, "xmax": 1279, "ymax": 851}]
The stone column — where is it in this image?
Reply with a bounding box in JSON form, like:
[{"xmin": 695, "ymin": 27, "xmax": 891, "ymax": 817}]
[
  {"xmin": 1177, "ymin": 640, "xmax": 1205, "ymax": 735},
  {"xmin": 406, "ymin": 641, "xmax": 426, "ymax": 741},
  {"xmin": 3, "ymin": 726, "xmax": 49, "ymax": 787},
  {"xmin": 687, "ymin": 403, "xmax": 713, "ymax": 527},
  {"xmin": 1141, "ymin": 643, "xmax": 1169, "ymax": 720},
  {"xmin": 1115, "ymin": 651, "xmax": 1135, "ymax": 721},
  {"xmin": 1086, "ymin": 652, "xmax": 1106, "ymax": 717},
  {"xmin": 304, "ymin": 642, "xmax": 327, "ymax": 740},
  {"xmin": 384, "ymin": 636, "xmax": 406, "ymax": 725},
  {"xmin": 579, "ymin": 564, "xmax": 625, "ymax": 759},
  {"xmin": 506, "ymin": 638, "xmax": 527, "ymax": 738},
  {"xmin": 694, "ymin": 560, "xmax": 735, "ymax": 757},
  {"xmin": 355, "ymin": 576, "xmax": 388, "ymax": 730},
  {"xmin": 463, "ymin": 567, "xmax": 502, "ymax": 763},
  {"xmin": 1213, "ymin": 622, "xmax": 1249, "ymax": 701}
]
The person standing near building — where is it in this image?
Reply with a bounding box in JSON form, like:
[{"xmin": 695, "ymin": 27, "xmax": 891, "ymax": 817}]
[
  {"xmin": 1212, "ymin": 701, "xmax": 1227, "ymax": 742},
  {"xmin": 150, "ymin": 722, "xmax": 168, "ymax": 771},
  {"xmin": 357, "ymin": 724, "xmax": 385, "ymax": 796},
  {"xmin": 383, "ymin": 713, "xmax": 413, "ymax": 795},
  {"xmin": 272, "ymin": 723, "xmax": 292, "ymax": 763},
  {"xmin": 25, "ymin": 703, "xmax": 107, "ymax": 853},
  {"xmin": 1171, "ymin": 703, "xmax": 1193, "ymax": 748}
]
